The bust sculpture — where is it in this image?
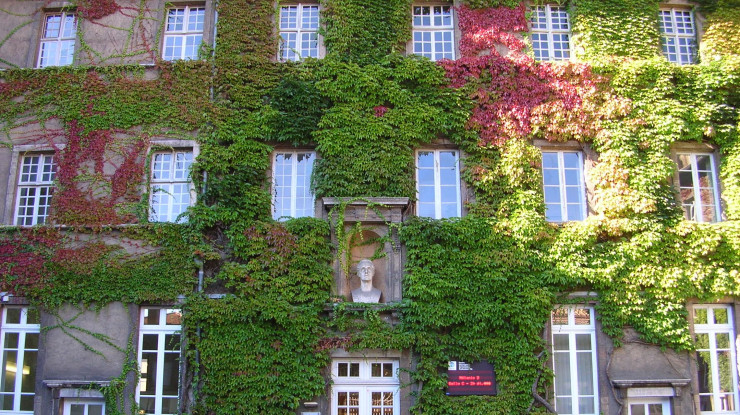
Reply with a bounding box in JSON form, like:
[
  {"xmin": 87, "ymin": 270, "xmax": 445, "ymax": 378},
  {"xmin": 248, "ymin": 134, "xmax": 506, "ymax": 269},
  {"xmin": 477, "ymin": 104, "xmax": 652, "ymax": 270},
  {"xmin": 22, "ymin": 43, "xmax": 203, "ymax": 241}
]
[{"xmin": 351, "ymin": 259, "xmax": 381, "ymax": 303}]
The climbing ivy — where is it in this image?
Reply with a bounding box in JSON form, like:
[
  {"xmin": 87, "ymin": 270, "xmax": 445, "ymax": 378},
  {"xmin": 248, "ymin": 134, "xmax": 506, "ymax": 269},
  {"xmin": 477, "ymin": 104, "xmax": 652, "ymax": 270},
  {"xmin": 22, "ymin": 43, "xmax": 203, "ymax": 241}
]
[{"xmin": 0, "ymin": 0, "xmax": 739, "ymax": 414}]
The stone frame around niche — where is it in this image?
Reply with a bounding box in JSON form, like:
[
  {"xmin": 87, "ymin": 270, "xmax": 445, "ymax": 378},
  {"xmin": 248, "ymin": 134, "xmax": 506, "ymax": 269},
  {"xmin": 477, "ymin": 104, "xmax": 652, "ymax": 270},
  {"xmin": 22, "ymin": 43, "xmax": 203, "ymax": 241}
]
[{"xmin": 322, "ymin": 197, "xmax": 410, "ymax": 304}]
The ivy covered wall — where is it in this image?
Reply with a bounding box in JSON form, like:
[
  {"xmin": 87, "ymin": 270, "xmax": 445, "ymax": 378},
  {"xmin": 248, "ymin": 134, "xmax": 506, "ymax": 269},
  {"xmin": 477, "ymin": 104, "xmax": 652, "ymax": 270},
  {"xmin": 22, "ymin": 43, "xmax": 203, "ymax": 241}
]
[{"xmin": 0, "ymin": 0, "xmax": 739, "ymax": 414}]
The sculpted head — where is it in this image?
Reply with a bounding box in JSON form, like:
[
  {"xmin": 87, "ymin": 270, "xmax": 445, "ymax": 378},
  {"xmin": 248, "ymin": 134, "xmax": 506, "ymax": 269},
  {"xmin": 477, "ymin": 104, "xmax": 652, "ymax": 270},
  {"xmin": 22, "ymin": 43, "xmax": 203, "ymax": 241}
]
[{"xmin": 357, "ymin": 259, "xmax": 375, "ymax": 282}]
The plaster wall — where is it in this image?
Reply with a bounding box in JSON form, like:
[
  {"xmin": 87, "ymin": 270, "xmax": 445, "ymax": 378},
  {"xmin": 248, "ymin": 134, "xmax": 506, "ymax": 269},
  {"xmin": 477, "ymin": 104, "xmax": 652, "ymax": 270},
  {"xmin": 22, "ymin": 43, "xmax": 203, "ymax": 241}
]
[{"xmin": 35, "ymin": 302, "xmax": 137, "ymax": 414}]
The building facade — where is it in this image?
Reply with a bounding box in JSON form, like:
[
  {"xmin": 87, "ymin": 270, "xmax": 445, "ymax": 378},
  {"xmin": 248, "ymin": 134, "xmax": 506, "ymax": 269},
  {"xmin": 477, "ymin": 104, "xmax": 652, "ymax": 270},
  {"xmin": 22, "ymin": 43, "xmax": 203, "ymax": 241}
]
[{"xmin": 0, "ymin": 0, "xmax": 739, "ymax": 414}]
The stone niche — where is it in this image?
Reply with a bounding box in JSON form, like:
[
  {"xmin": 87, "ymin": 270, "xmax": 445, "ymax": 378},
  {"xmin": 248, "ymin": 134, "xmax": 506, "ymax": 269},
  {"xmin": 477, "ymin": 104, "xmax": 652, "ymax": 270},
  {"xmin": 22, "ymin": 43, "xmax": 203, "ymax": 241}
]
[{"xmin": 322, "ymin": 197, "xmax": 410, "ymax": 304}]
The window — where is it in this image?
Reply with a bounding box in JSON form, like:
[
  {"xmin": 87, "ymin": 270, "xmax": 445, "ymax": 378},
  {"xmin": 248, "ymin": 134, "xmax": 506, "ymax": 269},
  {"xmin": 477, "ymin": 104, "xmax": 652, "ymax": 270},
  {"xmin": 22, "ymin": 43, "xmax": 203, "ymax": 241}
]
[
  {"xmin": 542, "ymin": 151, "xmax": 586, "ymax": 222},
  {"xmin": 37, "ymin": 11, "xmax": 76, "ymax": 68},
  {"xmin": 676, "ymin": 153, "xmax": 721, "ymax": 223},
  {"xmin": 331, "ymin": 359, "xmax": 400, "ymax": 415},
  {"xmin": 272, "ymin": 151, "xmax": 315, "ymax": 220},
  {"xmin": 15, "ymin": 154, "xmax": 56, "ymax": 226},
  {"xmin": 162, "ymin": 6, "xmax": 205, "ymax": 61},
  {"xmin": 551, "ymin": 306, "xmax": 599, "ymax": 415},
  {"xmin": 416, "ymin": 149, "xmax": 461, "ymax": 219},
  {"xmin": 0, "ymin": 307, "xmax": 40, "ymax": 413},
  {"xmin": 412, "ymin": 5, "xmax": 454, "ymax": 61},
  {"xmin": 62, "ymin": 398, "xmax": 104, "ymax": 415},
  {"xmin": 279, "ymin": 4, "xmax": 320, "ymax": 61},
  {"xmin": 150, "ymin": 150, "xmax": 193, "ymax": 223},
  {"xmin": 659, "ymin": 9, "xmax": 697, "ymax": 65},
  {"xmin": 137, "ymin": 308, "xmax": 182, "ymax": 415},
  {"xmin": 530, "ymin": 5, "xmax": 571, "ymax": 61},
  {"xmin": 628, "ymin": 397, "xmax": 670, "ymax": 415},
  {"xmin": 693, "ymin": 304, "xmax": 739, "ymax": 413}
]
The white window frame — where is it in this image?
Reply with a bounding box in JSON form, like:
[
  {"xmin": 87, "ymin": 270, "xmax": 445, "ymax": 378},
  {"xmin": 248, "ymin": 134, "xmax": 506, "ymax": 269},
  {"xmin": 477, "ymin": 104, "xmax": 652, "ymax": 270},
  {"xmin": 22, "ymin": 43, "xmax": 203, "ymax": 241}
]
[
  {"xmin": 62, "ymin": 398, "xmax": 105, "ymax": 415},
  {"xmin": 136, "ymin": 308, "xmax": 182, "ymax": 415},
  {"xmin": 627, "ymin": 397, "xmax": 671, "ymax": 415},
  {"xmin": 14, "ymin": 154, "xmax": 56, "ymax": 226},
  {"xmin": 271, "ymin": 150, "xmax": 315, "ymax": 220},
  {"xmin": 530, "ymin": 4, "xmax": 571, "ymax": 61},
  {"xmin": 411, "ymin": 4, "xmax": 455, "ymax": 61},
  {"xmin": 551, "ymin": 306, "xmax": 599, "ymax": 415},
  {"xmin": 542, "ymin": 150, "xmax": 586, "ymax": 222},
  {"xmin": 162, "ymin": 5, "xmax": 205, "ymax": 61},
  {"xmin": 676, "ymin": 153, "xmax": 722, "ymax": 223},
  {"xmin": 278, "ymin": 3, "xmax": 321, "ymax": 61},
  {"xmin": 37, "ymin": 11, "xmax": 76, "ymax": 68},
  {"xmin": 415, "ymin": 149, "xmax": 461, "ymax": 219},
  {"xmin": 149, "ymin": 149, "xmax": 194, "ymax": 223},
  {"xmin": 659, "ymin": 8, "xmax": 697, "ymax": 65},
  {"xmin": 693, "ymin": 304, "xmax": 740, "ymax": 414},
  {"xmin": 331, "ymin": 359, "xmax": 400, "ymax": 415},
  {"xmin": 0, "ymin": 306, "xmax": 40, "ymax": 414}
]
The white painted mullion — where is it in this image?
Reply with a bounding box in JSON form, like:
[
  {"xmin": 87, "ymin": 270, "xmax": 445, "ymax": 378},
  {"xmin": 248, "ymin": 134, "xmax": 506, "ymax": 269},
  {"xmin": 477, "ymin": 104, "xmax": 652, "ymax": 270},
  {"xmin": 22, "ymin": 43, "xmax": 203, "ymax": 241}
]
[
  {"xmin": 14, "ymin": 331, "xmax": 26, "ymax": 411},
  {"xmin": 590, "ymin": 329, "xmax": 599, "ymax": 414},
  {"xmin": 454, "ymin": 152, "xmax": 461, "ymax": 217},
  {"xmin": 296, "ymin": 5, "xmax": 303, "ymax": 58},
  {"xmin": 578, "ymin": 152, "xmax": 586, "ymax": 220},
  {"xmin": 709, "ymin": 154, "xmax": 721, "ymax": 222},
  {"xmin": 569, "ymin": 331, "xmax": 579, "ymax": 413},
  {"xmin": 546, "ymin": 5, "xmax": 556, "ymax": 61},
  {"xmin": 290, "ymin": 153, "xmax": 299, "ymax": 217},
  {"xmin": 729, "ymin": 311, "xmax": 740, "ymax": 410},
  {"xmin": 156, "ymin": 315, "xmax": 166, "ymax": 414},
  {"xmin": 434, "ymin": 151, "xmax": 442, "ymax": 219},
  {"xmin": 690, "ymin": 155, "xmax": 704, "ymax": 222},
  {"xmin": 708, "ymin": 330, "xmax": 723, "ymax": 412},
  {"xmin": 33, "ymin": 184, "xmax": 43, "ymax": 225},
  {"xmin": 558, "ymin": 152, "xmax": 568, "ymax": 221}
]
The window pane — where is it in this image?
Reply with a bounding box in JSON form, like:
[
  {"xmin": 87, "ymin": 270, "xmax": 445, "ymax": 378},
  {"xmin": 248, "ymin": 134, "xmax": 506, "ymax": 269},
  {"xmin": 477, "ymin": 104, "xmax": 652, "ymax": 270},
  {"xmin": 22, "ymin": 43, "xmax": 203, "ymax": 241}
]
[
  {"xmin": 576, "ymin": 351, "xmax": 594, "ymax": 394},
  {"xmin": 140, "ymin": 352, "xmax": 158, "ymax": 395},
  {"xmin": 20, "ymin": 350, "xmax": 36, "ymax": 393},
  {"xmin": 1, "ymin": 351, "xmax": 17, "ymax": 392},
  {"xmin": 143, "ymin": 308, "xmax": 160, "ymax": 326},
  {"xmin": 162, "ymin": 352, "xmax": 180, "ymax": 394},
  {"xmin": 554, "ymin": 352, "xmax": 571, "ymax": 395},
  {"xmin": 553, "ymin": 334, "xmax": 569, "ymax": 351},
  {"xmin": 718, "ymin": 350, "xmax": 734, "ymax": 392},
  {"xmin": 713, "ymin": 307, "xmax": 728, "ymax": 324},
  {"xmin": 694, "ymin": 307, "xmax": 708, "ymax": 324},
  {"xmin": 578, "ymin": 396, "xmax": 595, "ymax": 414}
]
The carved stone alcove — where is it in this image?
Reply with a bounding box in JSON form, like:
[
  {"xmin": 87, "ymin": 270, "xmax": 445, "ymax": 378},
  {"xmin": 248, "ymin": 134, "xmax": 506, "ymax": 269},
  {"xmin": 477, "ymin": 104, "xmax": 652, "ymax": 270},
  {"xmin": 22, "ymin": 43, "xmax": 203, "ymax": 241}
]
[{"xmin": 322, "ymin": 197, "xmax": 410, "ymax": 303}]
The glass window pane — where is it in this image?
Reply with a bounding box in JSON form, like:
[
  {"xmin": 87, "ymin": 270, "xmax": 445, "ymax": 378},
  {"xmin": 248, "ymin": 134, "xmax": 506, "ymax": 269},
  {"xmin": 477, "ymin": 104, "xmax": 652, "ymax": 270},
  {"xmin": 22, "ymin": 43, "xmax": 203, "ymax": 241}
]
[
  {"xmin": 542, "ymin": 152, "xmax": 558, "ymax": 168},
  {"xmin": 553, "ymin": 352, "xmax": 571, "ymax": 395},
  {"xmin": 696, "ymin": 350, "xmax": 713, "ymax": 393},
  {"xmin": 578, "ymin": 396, "xmax": 595, "ymax": 413},
  {"xmin": 70, "ymin": 404, "xmax": 84, "ymax": 415},
  {"xmin": 713, "ymin": 307, "xmax": 728, "ymax": 324},
  {"xmin": 5, "ymin": 310, "xmax": 21, "ymax": 325},
  {"xmin": 575, "ymin": 333, "xmax": 592, "ymax": 350},
  {"xmin": 556, "ymin": 397, "xmax": 572, "ymax": 413},
  {"xmin": 694, "ymin": 307, "xmax": 708, "ymax": 324},
  {"xmin": 576, "ymin": 351, "xmax": 594, "ymax": 394}
]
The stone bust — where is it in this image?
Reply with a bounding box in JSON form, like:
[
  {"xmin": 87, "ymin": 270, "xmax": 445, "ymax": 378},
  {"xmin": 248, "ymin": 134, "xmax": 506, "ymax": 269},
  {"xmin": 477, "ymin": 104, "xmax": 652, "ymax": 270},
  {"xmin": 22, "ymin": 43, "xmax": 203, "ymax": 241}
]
[{"xmin": 351, "ymin": 259, "xmax": 381, "ymax": 303}]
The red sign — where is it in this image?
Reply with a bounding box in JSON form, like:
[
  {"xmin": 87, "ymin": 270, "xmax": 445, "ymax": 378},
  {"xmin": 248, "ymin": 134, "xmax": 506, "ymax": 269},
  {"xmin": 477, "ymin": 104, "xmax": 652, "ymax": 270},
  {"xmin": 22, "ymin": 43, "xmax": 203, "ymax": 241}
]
[{"xmin": 446, "ymin": 360, "xmax": 497, "ymax": 396}]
